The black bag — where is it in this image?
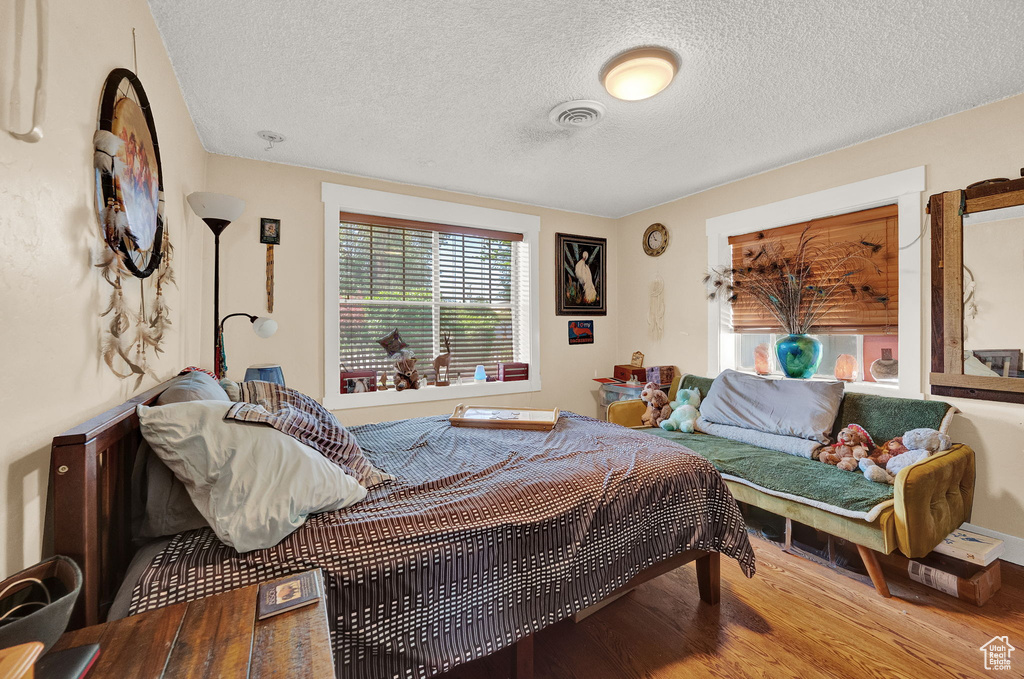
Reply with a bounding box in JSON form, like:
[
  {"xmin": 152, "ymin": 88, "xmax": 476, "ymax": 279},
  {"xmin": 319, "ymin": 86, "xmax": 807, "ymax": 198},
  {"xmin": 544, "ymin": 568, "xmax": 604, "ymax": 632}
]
[{"xmin": 0, "ymin": 556, "xmax": 82, "ymax": 653}]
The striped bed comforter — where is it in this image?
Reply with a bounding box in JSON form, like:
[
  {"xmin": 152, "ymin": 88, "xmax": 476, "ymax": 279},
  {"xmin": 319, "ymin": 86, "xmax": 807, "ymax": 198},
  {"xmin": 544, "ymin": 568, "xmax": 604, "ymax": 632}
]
[{"xmin": 128, "ymin": 412, "xmax": 756, "ymax": 678}]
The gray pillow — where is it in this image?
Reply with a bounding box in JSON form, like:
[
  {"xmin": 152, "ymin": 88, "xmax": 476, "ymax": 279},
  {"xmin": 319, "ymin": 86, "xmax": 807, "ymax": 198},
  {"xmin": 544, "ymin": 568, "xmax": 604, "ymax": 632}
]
[
  {"xmin": 156, "ymin": 371, "xmax": 230, "ymax": 405},
  {"xmin": 130, "ymin": 440, "xmax": 208, "ymax": 542},
  {"xmin": 138, "ymin": 401, "xmax": 366, "ymax": 552},
  {"xmin": 700, "ymin": 369, "xmax": 844, "ymax": 444}
]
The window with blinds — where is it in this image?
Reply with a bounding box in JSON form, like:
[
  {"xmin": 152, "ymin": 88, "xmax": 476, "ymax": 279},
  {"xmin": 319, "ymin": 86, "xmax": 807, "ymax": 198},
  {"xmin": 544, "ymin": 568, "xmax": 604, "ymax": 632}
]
[
  {"xmin": 727, "ymin": 204, "xmax": 899, "ymax": 335},
  {"xmin": 337, "ymin": 213, "xmax": 530, "ymax": 381}
]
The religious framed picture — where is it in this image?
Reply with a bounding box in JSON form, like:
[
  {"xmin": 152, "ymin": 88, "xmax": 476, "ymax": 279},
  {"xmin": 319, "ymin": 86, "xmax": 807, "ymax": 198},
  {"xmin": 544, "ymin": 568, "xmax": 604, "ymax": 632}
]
[
  {"xmin": 260, "ymin": 218, "xmax": 281, "ymax": 245},
  {"xmin": 556, "ymin": 233, "xmax": 606, "ymax": 316}
]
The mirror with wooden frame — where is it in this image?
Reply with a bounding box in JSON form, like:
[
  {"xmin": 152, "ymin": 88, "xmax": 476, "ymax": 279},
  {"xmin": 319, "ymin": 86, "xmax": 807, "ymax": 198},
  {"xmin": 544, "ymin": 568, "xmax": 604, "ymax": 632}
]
[{"xmin": 929, "ymin": 173, "xmax": 1024, "ymax": 403}]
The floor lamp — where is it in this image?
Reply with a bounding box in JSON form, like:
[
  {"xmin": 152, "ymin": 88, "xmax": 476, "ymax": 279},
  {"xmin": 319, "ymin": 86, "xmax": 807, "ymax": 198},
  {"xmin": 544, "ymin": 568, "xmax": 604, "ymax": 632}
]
[{"xmin": 186, "ymin": 191, "xmax": 247, "ymax": 379}]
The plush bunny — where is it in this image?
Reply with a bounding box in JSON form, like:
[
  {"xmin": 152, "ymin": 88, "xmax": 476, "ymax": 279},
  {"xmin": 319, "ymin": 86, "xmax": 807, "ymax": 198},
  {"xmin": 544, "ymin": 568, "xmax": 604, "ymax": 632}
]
[
  {"xmin": 902, "ymin": 428, "xmax": 951, "ymax": 452},
  {"xmin": 859, "ymin": 458, "xmax": 895, "ymax": 485}
]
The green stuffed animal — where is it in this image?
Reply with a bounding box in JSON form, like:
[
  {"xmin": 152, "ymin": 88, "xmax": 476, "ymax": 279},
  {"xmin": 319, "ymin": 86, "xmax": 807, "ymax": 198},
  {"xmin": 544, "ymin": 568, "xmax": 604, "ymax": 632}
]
[{"xmin": 660, "ymin": 387, "xmax": 701, "ymax": 433}]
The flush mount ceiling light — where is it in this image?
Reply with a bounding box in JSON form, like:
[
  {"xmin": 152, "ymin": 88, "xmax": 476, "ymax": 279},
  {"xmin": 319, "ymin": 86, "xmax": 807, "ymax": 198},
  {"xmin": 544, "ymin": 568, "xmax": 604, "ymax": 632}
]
[{"xmin": 601, "ymin": 47, "xmax": 678, "ymax": 101}]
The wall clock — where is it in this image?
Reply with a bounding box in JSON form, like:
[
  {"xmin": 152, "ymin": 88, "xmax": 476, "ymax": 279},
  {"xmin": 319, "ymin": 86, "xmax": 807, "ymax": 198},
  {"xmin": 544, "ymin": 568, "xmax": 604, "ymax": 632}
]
[{"xmin": 642, "ymin": 223, "xmax": 668, "ymax": 256}]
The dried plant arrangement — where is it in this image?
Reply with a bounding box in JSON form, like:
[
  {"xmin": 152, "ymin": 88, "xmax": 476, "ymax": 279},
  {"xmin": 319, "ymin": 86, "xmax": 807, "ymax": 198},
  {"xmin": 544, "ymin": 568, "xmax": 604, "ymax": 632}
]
[{"xmin": 704, "ymin": 227, "xmax": 889, "ymax": 334}]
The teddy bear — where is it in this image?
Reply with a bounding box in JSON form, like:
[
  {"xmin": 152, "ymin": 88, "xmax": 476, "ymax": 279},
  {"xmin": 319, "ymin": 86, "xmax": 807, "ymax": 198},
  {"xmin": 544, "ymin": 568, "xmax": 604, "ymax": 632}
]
[
  {"xmin": 869, "ymin": 436, "xmax": 908, "ymax": 468},
  {"xmin": 882, "ymin": 428, "xmax": 952, "ymax": 476},
  {"xmin": 819, "ymin": 424, "xmax": 874, "ymax": 471},
  {"xmin": 660, "ymin": 387, "xmax": 701, "ymax": 433},
  {"xmin": 640, "ymin": 382, "xmax": 673, "ymax": 428},
  {"xmin": 860, "ymin": 428, "xmax": 953, "ymax": 483}
]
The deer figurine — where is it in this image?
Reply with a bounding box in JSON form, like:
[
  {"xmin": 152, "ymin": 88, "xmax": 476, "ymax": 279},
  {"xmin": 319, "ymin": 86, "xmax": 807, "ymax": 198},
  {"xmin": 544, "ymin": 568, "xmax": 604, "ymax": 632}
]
[{"xmin": 432, "ymin": 332, "xmax": 452, "ymax": 386}]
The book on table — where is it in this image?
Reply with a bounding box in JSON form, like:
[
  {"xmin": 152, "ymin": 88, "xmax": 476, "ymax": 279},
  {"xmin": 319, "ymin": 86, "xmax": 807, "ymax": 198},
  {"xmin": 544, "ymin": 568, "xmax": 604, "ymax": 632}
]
[{"xmin": 257, "ymin": 569, "xmax": 324, "ymax": 620}]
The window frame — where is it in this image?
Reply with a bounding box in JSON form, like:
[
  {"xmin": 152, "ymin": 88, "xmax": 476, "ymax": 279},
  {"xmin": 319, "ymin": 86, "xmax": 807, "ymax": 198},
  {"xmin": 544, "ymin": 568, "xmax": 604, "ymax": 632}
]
[
  {"xmin": 705, "ymin": 167, "xmax": 925, "ymax": 398},
  {"xmin": 322, "ymin": 182, "xmax": 541, "ymax": 410}
]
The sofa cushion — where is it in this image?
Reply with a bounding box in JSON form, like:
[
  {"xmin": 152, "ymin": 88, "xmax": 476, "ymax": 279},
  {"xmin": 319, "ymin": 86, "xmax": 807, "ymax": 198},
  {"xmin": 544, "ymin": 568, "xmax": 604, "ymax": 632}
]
[
  {"xmin": 830, "ymin": 392, "xmax": 953, "ymax": 443},
  {"xmin": 699, "ymin": 370, "xmax": 844, "ymax": 444},
  {"xmin": 643, "ymin": 428, "xmax": 895, "ymax": 521},
  {"xmin": 679, "ymin": 374, "xmax": 955, "ymax": 444}
]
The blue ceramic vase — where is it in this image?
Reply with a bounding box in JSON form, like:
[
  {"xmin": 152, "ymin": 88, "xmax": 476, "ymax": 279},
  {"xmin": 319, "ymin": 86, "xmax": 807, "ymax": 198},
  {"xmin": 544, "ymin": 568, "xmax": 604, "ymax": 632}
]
[{"xmin": 775, "ymin": 334, "xmax": 823, "ymax": 379}]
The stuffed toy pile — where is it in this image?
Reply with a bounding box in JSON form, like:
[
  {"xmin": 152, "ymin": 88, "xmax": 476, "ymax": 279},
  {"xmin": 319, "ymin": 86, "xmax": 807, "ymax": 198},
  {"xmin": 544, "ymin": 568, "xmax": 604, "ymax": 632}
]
[
  {"xmin": 660, "ymin": 387, "xmax": 701, "ymax": 433},
  {"xmin": 640, "ymin": 382, "xmax": 672, "ymax": 428},
  {"xmin": 821, "ymin": 424, "xmax": 952, "ymax": 484}
]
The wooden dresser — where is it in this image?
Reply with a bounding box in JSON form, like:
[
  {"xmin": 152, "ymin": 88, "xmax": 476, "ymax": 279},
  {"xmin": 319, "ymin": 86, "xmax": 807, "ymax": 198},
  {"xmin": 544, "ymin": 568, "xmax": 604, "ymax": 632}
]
[{"xmin": 49, "ymin": 582, "xmax": 334, "ymax": 678}]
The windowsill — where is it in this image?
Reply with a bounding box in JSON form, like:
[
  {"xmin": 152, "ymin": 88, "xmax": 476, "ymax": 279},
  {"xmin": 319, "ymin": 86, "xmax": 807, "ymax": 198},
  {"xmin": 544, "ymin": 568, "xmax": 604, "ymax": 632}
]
[{"xmin": 323, "ymin": 377, "xmax": 542, "ymax": 410}]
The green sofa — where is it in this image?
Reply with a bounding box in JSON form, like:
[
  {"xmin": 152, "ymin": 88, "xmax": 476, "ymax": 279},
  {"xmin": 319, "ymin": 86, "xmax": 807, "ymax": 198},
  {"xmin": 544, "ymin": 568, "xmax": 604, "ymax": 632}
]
[{"xmin": 607, "ymin": 374, "xmax": 976, "ymax": 597}]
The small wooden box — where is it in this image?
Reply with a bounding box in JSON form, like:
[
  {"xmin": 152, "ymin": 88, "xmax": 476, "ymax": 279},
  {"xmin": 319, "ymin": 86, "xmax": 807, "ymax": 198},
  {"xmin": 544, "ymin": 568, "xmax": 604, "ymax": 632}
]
[
  {"xmin": 614, "ymin": 365, "xmax": 647, "ymax": 382},
  {"xmin": 498, "ymin": 362, "xmax": 529, "ymax": 381},
  {"xmin": 645, "ymin": 365, "xmax": 676, "ymax": 384}
]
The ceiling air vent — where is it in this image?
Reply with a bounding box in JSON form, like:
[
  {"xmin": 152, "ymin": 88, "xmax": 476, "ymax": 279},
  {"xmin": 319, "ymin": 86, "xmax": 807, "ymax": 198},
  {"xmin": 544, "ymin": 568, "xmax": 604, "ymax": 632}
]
[{"xmin": 549, "ymin": 100, "xmax": 606, "ymax": 129}]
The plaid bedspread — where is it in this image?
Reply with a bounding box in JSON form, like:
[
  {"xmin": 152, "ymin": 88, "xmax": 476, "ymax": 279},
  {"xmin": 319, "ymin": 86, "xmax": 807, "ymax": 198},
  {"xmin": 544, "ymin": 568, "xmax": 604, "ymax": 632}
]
[{"xmin": 128, "ymin": 412, "xmax": 755, "ymax": 678}]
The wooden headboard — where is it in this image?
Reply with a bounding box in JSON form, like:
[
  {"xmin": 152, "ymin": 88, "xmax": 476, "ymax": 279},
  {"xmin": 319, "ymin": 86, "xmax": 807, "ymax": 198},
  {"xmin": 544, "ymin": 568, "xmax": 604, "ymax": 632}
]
[{"xmin": 50, "ymin": 379, "xmax": 173, "ymax": 628}]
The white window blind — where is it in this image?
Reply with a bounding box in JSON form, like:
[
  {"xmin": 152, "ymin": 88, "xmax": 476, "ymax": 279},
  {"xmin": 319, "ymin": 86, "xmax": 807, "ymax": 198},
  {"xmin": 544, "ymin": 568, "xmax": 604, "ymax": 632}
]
[{"xmin": 337, "ymin": 214, "xmax": 531, "ymax": 381}]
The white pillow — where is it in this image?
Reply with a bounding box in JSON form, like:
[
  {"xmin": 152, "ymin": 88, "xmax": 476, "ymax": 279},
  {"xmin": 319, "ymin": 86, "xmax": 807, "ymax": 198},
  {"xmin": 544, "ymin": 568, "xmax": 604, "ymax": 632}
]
[{"xmin": 137, "ymin": 400, "xmax": 366, "ymax": 552}]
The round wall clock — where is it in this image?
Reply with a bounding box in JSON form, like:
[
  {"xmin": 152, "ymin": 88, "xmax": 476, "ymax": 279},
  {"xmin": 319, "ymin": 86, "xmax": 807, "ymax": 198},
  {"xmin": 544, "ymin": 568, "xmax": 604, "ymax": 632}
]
[{"xmin": 642, "ymin": 223, "xmax": 669, "ymax": 256}]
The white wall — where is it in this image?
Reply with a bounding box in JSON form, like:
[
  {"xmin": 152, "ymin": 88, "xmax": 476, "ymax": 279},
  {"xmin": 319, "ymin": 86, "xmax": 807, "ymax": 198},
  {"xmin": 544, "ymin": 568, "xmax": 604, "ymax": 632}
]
[
  {"xmin": 0, "ymin": 0, "xmax": 208, "ymax": 576},
  {"xmin": 615, "ymin": 93, "xmax": 1024, "ymax": 541}
]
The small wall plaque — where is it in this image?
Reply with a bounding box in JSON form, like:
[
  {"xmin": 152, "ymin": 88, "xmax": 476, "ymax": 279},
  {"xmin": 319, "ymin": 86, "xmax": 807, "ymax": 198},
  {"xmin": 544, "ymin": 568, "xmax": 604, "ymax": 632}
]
[{"xmin": 568, "ymin": 320, "xmax": 594, "ymax": 345}]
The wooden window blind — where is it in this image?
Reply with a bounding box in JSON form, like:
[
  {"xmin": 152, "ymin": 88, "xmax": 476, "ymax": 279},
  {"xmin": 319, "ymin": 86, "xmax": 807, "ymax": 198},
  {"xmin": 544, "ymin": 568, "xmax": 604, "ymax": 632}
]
[
  {"xmin": 337, "ymin": 213, "xmax": 530, "ymax": 380},
  {"xmin": 727, "ymin": 204, "xmax": 899, "ymax": 335}
]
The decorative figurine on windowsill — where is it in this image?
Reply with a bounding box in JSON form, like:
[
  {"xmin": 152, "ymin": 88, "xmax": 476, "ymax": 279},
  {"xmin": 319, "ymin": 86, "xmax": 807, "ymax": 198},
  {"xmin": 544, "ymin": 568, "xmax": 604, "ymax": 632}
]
[
  {"xmin": 432, "ymin": 332, "xmax": 452, "ymax": 386},
  {"xmin": 393, "ymin": 350, "xmax": 419, "ymax": 391},
  {"xmin": 378, "ymin": 329, "xmax": 420, "ymax": 391}
]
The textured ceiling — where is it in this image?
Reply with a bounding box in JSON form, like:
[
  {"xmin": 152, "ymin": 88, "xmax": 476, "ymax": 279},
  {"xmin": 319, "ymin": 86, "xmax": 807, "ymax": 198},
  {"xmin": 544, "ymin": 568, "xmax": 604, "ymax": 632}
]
[{"xmin": 148, "ymin": 1, "xmax": 1024, "ymax": 218}]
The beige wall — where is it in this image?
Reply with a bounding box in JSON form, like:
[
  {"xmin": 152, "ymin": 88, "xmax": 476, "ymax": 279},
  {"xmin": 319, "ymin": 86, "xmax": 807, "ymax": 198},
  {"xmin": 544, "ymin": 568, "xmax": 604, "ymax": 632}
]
[
  {"xmin": 204, "ymin": 155, "xmax": 620, "ymax": 427},
  {"xmin": 616, "ymin": 93, "xmax": 1024, "ymax": 540},
  {"xmin": 0, "ymin": 0, "xmax": 208, "ymax": 576}
]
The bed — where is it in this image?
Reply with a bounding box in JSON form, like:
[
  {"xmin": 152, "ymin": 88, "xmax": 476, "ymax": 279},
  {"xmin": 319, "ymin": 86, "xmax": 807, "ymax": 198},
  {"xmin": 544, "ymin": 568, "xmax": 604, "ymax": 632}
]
[{"xmin": 50, "ymin": 379, "xmax": 756, "ymax": 678}]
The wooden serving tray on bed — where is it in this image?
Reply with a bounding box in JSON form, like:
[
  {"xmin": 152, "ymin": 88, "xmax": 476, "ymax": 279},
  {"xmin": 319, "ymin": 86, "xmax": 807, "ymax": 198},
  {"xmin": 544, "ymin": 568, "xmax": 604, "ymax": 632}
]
[{"xmin": 450, "ymin": 404, "xmax": 560, "ymax": 431}]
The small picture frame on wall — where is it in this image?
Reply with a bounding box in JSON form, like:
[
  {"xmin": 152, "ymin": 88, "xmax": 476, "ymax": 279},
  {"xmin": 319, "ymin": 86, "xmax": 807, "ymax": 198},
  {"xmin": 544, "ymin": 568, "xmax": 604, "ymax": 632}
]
[
  {"xmin": 568, "ymin": 320, "xmax": 594, "ymax": 345},
  {"xmin": 556, "ymin": 232, "xmax": 607, "ymax": 316},
  {"xmin": 260, "ymin": 218, "xmax": 281, "ymax": 245}
]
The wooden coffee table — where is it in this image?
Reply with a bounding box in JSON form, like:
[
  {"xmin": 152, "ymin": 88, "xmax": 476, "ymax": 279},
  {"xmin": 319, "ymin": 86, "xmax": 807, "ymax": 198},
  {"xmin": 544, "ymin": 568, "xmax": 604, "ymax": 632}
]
[{"xmin": 49, "ymin": 582, "xmax": 334, "ymax": 678}]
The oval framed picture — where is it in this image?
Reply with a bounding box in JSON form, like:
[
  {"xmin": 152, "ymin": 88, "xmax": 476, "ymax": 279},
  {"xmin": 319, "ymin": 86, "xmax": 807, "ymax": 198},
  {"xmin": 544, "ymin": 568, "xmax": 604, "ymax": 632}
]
[
  {"xmin": 642, "ymin": 223, "xmax": 669, "ymax": 256},
  {"xmin": 95, "ymin": 68, "xmax": 165, "ymax": 278}
]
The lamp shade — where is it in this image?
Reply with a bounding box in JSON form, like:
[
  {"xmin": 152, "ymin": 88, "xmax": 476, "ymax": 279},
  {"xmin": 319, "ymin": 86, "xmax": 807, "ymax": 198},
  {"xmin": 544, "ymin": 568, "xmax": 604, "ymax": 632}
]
[
  {"xmin": 244, "ymin": 364, "xmax": 285, "ymax": 386},
  {"xmin": 252, "ymin": 317, "xmax": 278, "ymax": 338},
  {"xmin": 186, "ymin": 192, "xmax": 245, "ymax": 223},
  {"xmin": 602, "ymin": 47, "xmax": 678, "ymax": 101}
]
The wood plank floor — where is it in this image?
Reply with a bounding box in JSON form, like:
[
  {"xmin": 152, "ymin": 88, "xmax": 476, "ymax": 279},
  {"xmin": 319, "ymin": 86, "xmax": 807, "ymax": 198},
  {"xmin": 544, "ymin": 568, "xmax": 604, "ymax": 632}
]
[{"xmin": 439, "ymin": 537, "xmax": 1024, "ymax": 679}]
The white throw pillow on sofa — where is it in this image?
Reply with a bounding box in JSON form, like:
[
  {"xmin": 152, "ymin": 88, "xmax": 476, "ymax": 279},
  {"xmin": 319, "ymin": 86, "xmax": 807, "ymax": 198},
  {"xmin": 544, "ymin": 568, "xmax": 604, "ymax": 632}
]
[{"xmin": 138, "ymin": 400, "xmax": 366, "ymax": 552}]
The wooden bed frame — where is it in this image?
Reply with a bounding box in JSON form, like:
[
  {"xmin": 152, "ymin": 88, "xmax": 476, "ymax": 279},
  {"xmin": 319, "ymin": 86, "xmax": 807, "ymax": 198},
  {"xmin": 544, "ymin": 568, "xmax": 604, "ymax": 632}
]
[{"xmin": 49, "ymin": 379, "xmax": 720, "ymax": 676}]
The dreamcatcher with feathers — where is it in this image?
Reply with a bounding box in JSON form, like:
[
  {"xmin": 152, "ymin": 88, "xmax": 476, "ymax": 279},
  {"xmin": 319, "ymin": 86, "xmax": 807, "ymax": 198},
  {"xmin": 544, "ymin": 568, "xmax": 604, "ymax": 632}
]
[{"xmin": 93, "ymin": 68, "xmax": 174, "ymax": 387}]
